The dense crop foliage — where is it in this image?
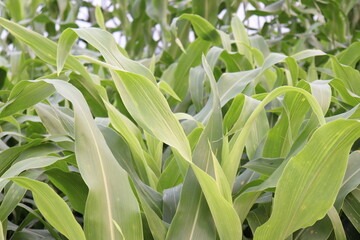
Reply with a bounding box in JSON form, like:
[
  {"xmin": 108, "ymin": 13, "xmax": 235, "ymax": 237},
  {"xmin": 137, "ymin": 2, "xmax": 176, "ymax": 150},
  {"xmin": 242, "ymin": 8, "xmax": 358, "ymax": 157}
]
[{"xmin": 0, "ymin": 0, "xmax": 360, "ymax": 239}]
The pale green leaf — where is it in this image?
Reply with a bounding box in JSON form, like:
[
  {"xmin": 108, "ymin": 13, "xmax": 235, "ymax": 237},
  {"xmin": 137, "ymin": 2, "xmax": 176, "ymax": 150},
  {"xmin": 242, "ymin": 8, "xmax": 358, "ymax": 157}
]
[
  {"xmin": 9, "ymin": 177, "xmax": 86, "ymax": 240},
  {"xmin": 95, "ymin": 5, "xmax": 106, "ymax": 30},
  {"xmin": 254, "ymin": 120, "xmax": 360, "ymax": 240}
]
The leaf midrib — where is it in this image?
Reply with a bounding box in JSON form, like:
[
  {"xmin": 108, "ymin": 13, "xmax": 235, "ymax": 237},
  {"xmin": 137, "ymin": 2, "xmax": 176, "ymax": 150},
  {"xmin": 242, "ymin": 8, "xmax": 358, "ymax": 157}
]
[{"xmin": 74, "ymin": 97, "xmax": 116, "ymax": 240}]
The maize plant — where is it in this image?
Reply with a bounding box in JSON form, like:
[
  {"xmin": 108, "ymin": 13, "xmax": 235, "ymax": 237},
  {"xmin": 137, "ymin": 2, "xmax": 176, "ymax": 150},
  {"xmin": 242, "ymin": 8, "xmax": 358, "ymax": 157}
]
[{"xmin": 0, "ymin": 0, "xmax": 359, "ymax": 239}]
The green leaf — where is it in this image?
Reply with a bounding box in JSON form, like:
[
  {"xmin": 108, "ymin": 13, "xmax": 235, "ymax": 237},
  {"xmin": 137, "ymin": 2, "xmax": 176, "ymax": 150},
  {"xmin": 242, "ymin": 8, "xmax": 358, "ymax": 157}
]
[
  {"xmin": 104, "ymin": 100, "xmax": 155, "ymax": 187},
  {"xmin": 0, "ymin": 17, "xmax": 106, "ymax": 116},
  {"xmin": 6, "ymin": 80, "xmax": 143, "ymax": 240},
  {"xmin": 0, "ymin": 170, "xmax": 42, "ymax": 222},
  {"xmin": 0, "ymin": 214, "xmax": 4, "ymax": 240},
  {"xmin": 196, "ymin": 52, "xmax": 289, "ymax": 123},
  {"xmin": 0, "ymin": 140, "xmax": 43, "ymax": 176},
  {"xmin": 57, "ymin": 28, "xmax": 155, "ymax": 82},
  {"xmin": 254, "ymin": 120, "xmax": 360, "ymax": 240},
  {"xmin": 192, "ymin": 0, "xmax": 219, "ymax": 25},
  {"xmin": 291, "ymin": 49, "xmax": 326, "ymax": 61},
  {"xmin": 224, "ymin": 86, "xmax": 325, "ymax": 186},
  {"xmin": 331, "ymin": 56, "xmax": 360, "ymax": 96},
  {"xmin": 293, "ymin": 216, "xmax": 333, "ymax": 240},
  {"xmin": 171, "ymin": 38, "xmax": 211, "ymax": 101},
  {"xmin": 95, "ymin": 5, "xmax": 106, "ymax": 30},
  {"xmin": 0, "ymin": 80, "xmax": 55, "ymax": 118},
  {"xmin": 49, "ymin": 80, "xmax": 143, "ymax": 240},
  {"xmin": 243, "ymin": 158, "xmax": 284, "ymax": 176},
  {"xmin": 226, "ymin": 94, "xmax": 269, "ymax": 159},
  {"xmin": 330, "ymin": 78, "xmax": 360, "ymax": 107},
  {"xmin": 35, "ymin": 103, "xmax": 74, "ymax": 137},
  {"xmin": 337, "ymin": 42, "xmax": 360, "ymax": 67},
  {"xmin": 342, "ymin": 190, "xmax": 360, "ymax": 232},
  {"xmin": 159, "ymin": 81, "xmax": 181, "ymax": 102},
  {"xmin": 113, "ymin": 70, "xmax": 192, "ymax": 161},
  {"xmin": 231, "ymin": 15, "xmax": 252, "ymax": 62},
  {"xmin": 327, "ymin": 207, "xmax": 346, "ymax": 240},
  {"xmin": 99, "ymin": 125, "xmax": 166, "ymax": 240},
  {"xmin": 285, "ymin": 57, "xmax": 298, "ymax": 85},
  {"xmin": 178, "ymin": 14, "xmax": 221, "ymax": 44},
  {"xmin": 334, "ymin": 151, "xmax": 360, "ymax": 209},
  {"xmin": 5, "ymin": 0, "xmax": 24, "ymax": 22},
  {"xmin": 210, "ymin": 150, "xmax": 232, "ymax": 202},
  {"xmin": 247, "ymin": 203, "xmax": 272, "ymax": 234},
  {"xmin": 138, "ymin": 195, "xmax": 167, "ymax": 240},
  {"xmin": 189, "ymin": 66, "xmax": 206, "ymax": 111},
  {"xmin": 9, "ymin": 177, "xmax": 86, "ymax": 240},
  {"xmin": 167, "ymin": 56, "xmax": 242, "ymax": 240},
  {"xmin": 0, "ymin": 156, "xmax": 59, "ymax": 191},
  {"xmin": 46, "ymin": 169, "xmax": 88, "ymax": 214},
  {"xmin": 262, "ymin": 80, "xmax": 330, "ymax": 158}
]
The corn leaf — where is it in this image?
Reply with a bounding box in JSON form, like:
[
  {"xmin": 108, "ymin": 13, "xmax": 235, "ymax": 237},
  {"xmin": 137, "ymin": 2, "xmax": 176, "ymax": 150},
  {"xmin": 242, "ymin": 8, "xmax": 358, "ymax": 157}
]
[
  {"xmin": 9, "ymin": 177, "xmax": 86, "ymax": 240},
  {"xmin": 254, "ymin": 120, "xmax": 360, "ymax": 240}
]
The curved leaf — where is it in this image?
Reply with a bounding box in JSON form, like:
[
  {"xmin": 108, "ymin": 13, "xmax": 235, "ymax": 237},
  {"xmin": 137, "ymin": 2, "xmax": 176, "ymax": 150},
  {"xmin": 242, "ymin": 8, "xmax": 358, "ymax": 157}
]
[
  {"xmin": 254, "ymin": 120, "xmax": 360, "ymax": 240},
  {"xmin": 9, "ymin": 177, "xmax": 86, "ymax": 240}
]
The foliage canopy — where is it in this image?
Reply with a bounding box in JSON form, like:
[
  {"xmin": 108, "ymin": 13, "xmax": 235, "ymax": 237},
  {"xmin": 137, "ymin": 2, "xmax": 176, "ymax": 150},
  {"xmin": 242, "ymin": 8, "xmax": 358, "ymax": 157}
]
[{"xmin": 0, "ymin": 0, "xmax": 359, "ymax": 239}]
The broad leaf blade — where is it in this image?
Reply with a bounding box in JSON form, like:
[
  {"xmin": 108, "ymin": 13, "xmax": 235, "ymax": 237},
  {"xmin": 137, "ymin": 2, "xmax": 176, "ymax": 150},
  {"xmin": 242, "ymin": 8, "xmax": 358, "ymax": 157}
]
[
  {"xmin": 254, "ymin": 120, "xmax": 360, "ymax": 240},
  {"xmin": 9, "ymin": 177, "xmax": 86, "ymax": 240},
  {"xmin": 50, "ymin": 80, "xmax": 143, "ymax": 240},
  {"xmin": 113, "ymin": 70, "xmax": 192, "ymax": 161}
]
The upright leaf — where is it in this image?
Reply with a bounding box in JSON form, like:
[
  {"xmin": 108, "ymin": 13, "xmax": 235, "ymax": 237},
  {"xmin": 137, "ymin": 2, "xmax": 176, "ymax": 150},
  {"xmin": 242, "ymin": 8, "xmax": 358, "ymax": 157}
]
[
  {"xmin": 50, "ymin": 80, "xmax": 143, "ymax": 240},
  {"xmin": 254, "ymin": 120, "xmax": 360, "ymax": 240}
]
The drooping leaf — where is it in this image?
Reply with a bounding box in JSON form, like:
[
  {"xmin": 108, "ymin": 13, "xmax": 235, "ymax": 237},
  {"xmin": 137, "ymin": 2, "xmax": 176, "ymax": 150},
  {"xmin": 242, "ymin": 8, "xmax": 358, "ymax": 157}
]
[
  {"xmin": 0, "ymin": 17, "xmax": 106, "ymax": 116},
  {"xmin": 177, "ymin": 14, "xmax": 221, "ymax": 44},
  {"xmin": 9, "ymin": 177, "xmax": 86, "ymax": 240}
]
